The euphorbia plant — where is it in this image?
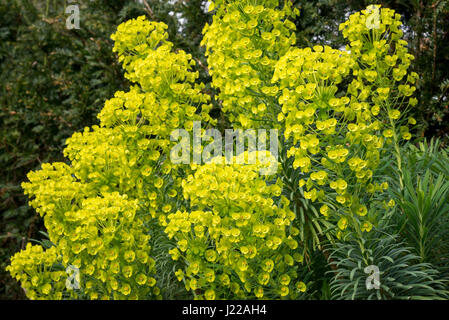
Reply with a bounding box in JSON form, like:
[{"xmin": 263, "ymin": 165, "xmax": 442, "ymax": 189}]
[{"xmin": 7, "ymin": 2, "xmax": 417, "ymax": 300}]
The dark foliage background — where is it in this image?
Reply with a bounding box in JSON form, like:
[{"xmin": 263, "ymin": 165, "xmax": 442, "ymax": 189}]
[{"xmin": 1, "ymin": 0, "xmax": 448, "ymax": 299}]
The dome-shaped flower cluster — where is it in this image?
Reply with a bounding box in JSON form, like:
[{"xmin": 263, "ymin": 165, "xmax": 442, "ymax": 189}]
[
  {"xmin": 272, "ymin": 4, "xmax": 417, "ymax": 238},
  {"xmin": 202, "ymin": 0, "xmax": 298, "ymax": 128},
  {"xmin": 7, "ymin": 244, "xmax": 67, "ymax": 300},
  {"xmin": 7, "ymin": 17, "xmax": 214, "ymax": 300},
  {"xmin": 164, "ymin": 152, "xmax": 306, "ymax": 299}
]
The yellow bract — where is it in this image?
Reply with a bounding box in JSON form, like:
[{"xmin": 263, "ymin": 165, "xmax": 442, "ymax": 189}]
[
  {"xmin": 202, "ymin": 0, "xmax": 298, "ymax": 129},
  {"xmin": 165, "ymin": 153, "xmax": 305, "ymax": 299}
]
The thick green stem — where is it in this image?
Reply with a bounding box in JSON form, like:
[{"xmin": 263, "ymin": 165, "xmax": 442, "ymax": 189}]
[
  {"xmin": 349, "ymin": 212, "xmax": 369, "ymax": 266},
  {"xmin": 389, "ymin": 117, "xmax": 404, "ymax": 191}
]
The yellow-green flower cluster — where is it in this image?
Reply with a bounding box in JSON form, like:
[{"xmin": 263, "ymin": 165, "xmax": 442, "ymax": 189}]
[
  {"xmin": 7, "ymin": 244, "xmax": 68, "ymax": 300},
  {"xmin": 105, "ymin": 16, "xmax": 214, "ymax": 139},
  {"xmin": 56, "ymin": 193, "xmax": 159, "ymax": 300},
  {"xmin": 111, "ymin": 16, "xmax": 169, "ymax": 79},
  {"xmin": 110, "ymin": 16, "xmax": 212, "ymax": 123},
  {"xmin": 164, "ymin": 153, "xmax": 306, "ymax": 299},
  {"xmin": 20, "ymin": 162, "xmax": 161, "ymax": 299},
  {"xmin": 274, "ymin": 45, "xmax": 383, "ymax": 236},
  {"xmin": 62, "ymin": 124, "xmax": 184, "ymax": 222},
  {"xmin": 339, "ymin": 5, "xmax": 418, "ymax": 139},
  {"xmin": 273, "ymin": 5, "xmax": 417, "ymax": 238},
  {"xmin": 8, "ymin": 16, "xmax": 215, "ymax": 299},
  {"xmin": 202, "ymin": 0, "xmax": 298, "ymax": 128},
  {"xmin": 7, "ymin": 5, "xmax": 420, "ymax": 301}
]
